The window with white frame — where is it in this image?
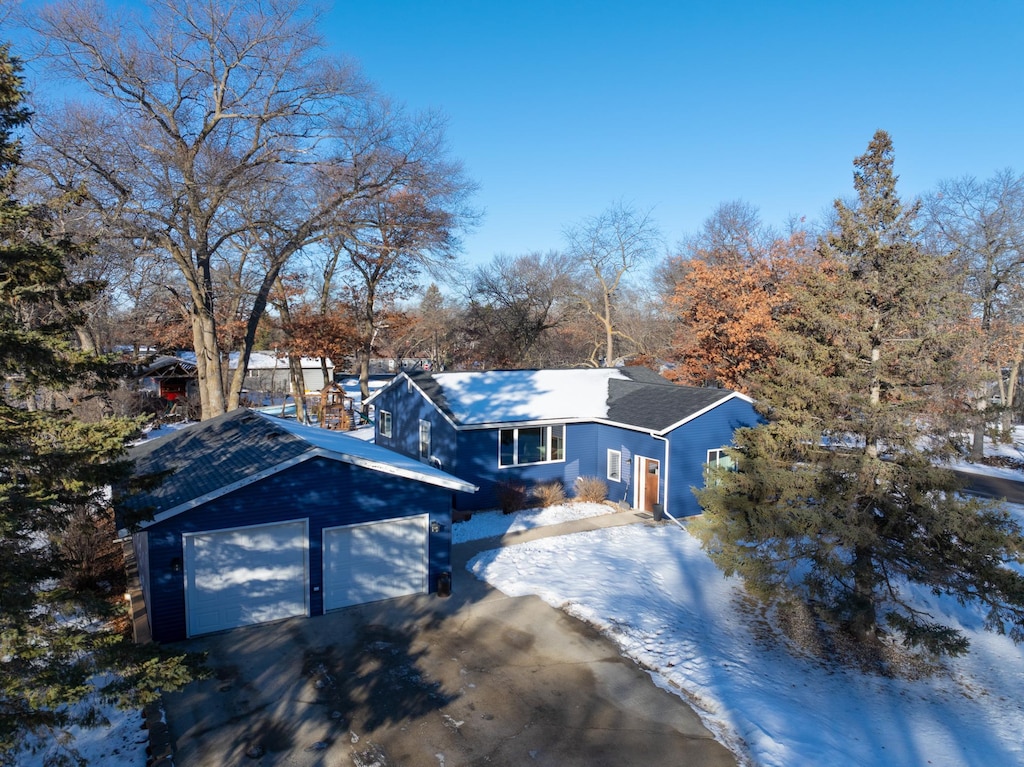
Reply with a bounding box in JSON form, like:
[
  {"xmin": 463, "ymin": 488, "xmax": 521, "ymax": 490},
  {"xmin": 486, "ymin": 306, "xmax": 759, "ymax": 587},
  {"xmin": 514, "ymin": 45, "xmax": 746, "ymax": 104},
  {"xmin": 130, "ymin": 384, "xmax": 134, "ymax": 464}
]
[
  {"xmin": 706, "ymin": 448, "xmax": 734, "ymax": 470},
  {"xmin": 419, "ymin": 420, "xmax": 431, "ymax": 461},
  {"xmin": 379, "ymin": 410, "xmax": 392, "ymax": 438},
  {"xmin": 607, "ymin": 449, "xmax": 622, "ymax": 482},
  {"xmin": 498, "ymin": 424, "xmax": 565, "ymax": 467}
]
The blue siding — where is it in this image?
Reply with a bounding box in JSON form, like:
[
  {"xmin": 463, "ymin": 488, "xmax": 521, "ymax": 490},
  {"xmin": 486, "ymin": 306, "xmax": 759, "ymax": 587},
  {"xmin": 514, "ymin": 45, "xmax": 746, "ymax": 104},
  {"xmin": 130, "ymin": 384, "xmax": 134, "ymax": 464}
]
[
  {"xmin": 665, "ymin": 397, "xmax": 763, "ymax": 517},
  {"xmin": 595, "ymin": 426, "xmax": 663, "ymax": 507},
  {"xmin": 372, "ymin": 376, "xmax": 761, "ymax": 518},
  {"xmin": 143, "ymin": 457, "xmax": 453, "ymax": 643},
  {"xmin": 373, "ymin": 377, "xmax": 458, "ymax": 471},
  {"xmin": 449, "ymin": 423, "xmax": 605, "ymax": 511}
]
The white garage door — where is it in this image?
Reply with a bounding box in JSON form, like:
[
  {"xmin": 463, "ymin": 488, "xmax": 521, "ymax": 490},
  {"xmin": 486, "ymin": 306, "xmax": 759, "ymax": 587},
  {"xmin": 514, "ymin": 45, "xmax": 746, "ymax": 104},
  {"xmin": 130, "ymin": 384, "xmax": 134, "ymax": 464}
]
[
  {"xmin": 184, "ymin": 520, "xmax": 309, "ymax": 637},
  {"xmin": 323, "ymin": 515, "xmax": 429, "ymax": 611}
]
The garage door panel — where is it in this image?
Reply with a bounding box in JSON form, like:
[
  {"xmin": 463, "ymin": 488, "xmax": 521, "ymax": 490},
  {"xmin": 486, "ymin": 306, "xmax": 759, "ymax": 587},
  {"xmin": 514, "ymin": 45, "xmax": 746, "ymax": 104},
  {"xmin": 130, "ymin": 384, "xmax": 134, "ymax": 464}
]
[
  {"xmin": 323, "ymin": 515, "xmax": 428, "ymax": 611},
  {"xmin": 185, "ymin": 520, "xmax": 309, "ymax": 637}
]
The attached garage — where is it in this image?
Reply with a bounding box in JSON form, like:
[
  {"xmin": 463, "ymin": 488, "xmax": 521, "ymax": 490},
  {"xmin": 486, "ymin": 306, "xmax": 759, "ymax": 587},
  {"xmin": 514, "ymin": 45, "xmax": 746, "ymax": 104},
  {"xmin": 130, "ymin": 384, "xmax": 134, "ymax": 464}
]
[
  {"xmin": 184, "ymin": 520, "xmax": 310, "ymax": 637},
  {"xmin": 118, "ymin": 409, "xmax": 476, "ymax": 643},
  {"xmin": 323, "ymin": 515, "xmax": 428, "ymax": 611}
]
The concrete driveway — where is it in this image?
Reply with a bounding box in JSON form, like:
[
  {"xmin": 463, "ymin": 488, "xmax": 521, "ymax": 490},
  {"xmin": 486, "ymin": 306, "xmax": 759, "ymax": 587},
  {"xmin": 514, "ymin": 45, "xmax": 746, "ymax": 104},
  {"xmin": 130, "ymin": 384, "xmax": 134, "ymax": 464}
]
[{"xmin": 160, "ymin": 514, "xmax": 737, "ymax": 766}]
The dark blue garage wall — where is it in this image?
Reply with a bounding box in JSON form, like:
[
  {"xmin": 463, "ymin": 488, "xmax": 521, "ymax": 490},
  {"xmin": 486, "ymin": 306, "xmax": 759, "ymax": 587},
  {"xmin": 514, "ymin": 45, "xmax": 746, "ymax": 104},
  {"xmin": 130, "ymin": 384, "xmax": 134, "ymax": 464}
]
[{"xmin": 144, "ymin": 456, "xmax": 455, "ymax": 643}]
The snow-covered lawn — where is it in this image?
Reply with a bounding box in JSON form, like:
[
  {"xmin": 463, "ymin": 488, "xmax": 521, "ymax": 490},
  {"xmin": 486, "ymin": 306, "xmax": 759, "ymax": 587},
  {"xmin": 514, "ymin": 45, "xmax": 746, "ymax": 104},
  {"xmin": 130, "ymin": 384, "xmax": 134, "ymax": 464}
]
[
  {"xmin": 452, "ymin": 502, "xmax": 613, "ymax": 543},
  {"xmin": 17, "ymin": 424, "xmax": 1024, "ymax": 766},
  {"xmin": 468, "ymin": 521, "xmax": 1024, "ymax": 767},
  {"xmin": 10, "ymin": 684, "xmax": 152, "ymax": 766}
]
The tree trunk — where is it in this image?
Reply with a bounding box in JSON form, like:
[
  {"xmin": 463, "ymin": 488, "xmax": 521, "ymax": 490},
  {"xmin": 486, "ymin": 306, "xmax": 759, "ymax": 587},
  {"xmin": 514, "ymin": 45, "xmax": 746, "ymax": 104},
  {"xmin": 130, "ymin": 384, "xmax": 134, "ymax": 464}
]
[
  {"xmin": 849, "ymin": 545, "xmax": 878, "ymax": 641},
  {"xmin": 602, "ymin": 287, "xmax": 614, "ymax": 366},
  {"xmin": 1000, "ymin": 350, "xmax": 1022, "ymax": 439},
  {"xmin": 970, "ymin": 386, "xmax": 987, "ymax": 461},
  {"xmin": 358, "ymin": 350, "xmax": 370, "ymax": 417},
  {"xmin": 320, "ymin": 357, "xmax": 331, "ymax": 389},
  {"xmin": 74, "ymin": 325, "xmax": 98, "ymax": 354},
  {"xmin": 195, "ymin": 312, "xmax": 226, "ymax": 420},
  {"xmin": 287, "ymin": 354, "xmax": 307, "ymax": 424}
]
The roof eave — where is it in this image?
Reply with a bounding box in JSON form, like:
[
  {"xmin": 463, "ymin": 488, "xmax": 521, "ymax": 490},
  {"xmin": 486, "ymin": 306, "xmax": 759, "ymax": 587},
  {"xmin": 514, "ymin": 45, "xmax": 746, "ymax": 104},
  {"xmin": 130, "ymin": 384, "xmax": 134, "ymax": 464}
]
[
  {"xmin": 117, "ymin": 450, "xmax": 316, "ymax": 536},
  {"xmin": 649, "ymin": 391, "xmax": 752, "ymax": 435},
  {"xmin": 117, "ymin": 442, "xmax": 476, "ymax": 536}
]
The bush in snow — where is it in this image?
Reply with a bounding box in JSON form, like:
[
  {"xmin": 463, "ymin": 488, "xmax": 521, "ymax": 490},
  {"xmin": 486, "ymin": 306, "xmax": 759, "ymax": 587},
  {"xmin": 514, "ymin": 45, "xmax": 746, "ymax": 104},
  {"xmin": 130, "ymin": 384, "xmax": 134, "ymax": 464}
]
[
  {"xmin": 531, "ymin": 481, "xmax": 566, "ymax": 508},
  {"xmin": 496, "ymin": 481, "xmax": 529, "ymax": 514},
  {"xmin": 574, "ymin": 476, "xmax": 607, "ymax": 503}
]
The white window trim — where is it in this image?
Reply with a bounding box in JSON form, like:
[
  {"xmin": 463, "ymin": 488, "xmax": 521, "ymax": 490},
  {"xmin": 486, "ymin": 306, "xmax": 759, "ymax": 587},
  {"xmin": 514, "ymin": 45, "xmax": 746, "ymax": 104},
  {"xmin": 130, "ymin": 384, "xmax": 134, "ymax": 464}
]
[
  {"xmin": 607, "ymin": 449, "xmax": 622, "ymax": 482},
  {"xmin": 379, "ymin": 410, "xmax": 392, "ymax": 438},
  {"xmin": 498, "ymin": 424, "xmax": 565, "ymax": 467},
  {"xmin": 704, "ymin": 446, "xmax": 737, "ymax": 469}
]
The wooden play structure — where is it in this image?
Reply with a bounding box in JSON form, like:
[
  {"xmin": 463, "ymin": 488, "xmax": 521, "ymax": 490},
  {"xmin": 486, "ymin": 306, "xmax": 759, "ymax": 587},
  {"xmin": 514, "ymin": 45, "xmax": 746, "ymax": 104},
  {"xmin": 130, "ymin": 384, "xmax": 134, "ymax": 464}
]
[{"xmin": 316, "ymin": 382, "xmax": 356, "ymax": 430}]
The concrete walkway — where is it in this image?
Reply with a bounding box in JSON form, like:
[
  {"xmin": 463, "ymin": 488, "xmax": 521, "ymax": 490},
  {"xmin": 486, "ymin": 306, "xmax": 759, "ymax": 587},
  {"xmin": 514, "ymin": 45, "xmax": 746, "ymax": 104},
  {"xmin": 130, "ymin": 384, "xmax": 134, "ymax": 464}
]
[{"xmin": 159, "ymin": 510, "xmax": 737, "ymax": 767}]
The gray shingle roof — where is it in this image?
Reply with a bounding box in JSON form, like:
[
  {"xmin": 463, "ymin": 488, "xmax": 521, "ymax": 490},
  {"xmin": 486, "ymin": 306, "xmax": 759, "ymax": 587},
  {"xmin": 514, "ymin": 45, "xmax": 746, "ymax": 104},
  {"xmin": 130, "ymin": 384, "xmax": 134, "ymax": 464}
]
[
  {"xmin": 123, "ymin": 410, "xmax": 311, "ymax": 521},
  {"xmin": 606, "ymin": 376, "xmax": 737, "ymax": 431},
  {"xmin": 401, "ymin": 367, "xmax": 743, "ymax": 433},
  {"xmin": 121, "ymin": 408, "xmax": 474, "ymax": 529}
]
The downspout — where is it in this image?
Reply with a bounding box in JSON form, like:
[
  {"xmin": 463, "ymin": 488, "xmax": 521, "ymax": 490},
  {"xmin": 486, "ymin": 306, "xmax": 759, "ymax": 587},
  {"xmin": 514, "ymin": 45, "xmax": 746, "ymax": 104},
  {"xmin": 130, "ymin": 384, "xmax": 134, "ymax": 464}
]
[{"xmin": 653, "ymin": 432, "xmax": 685, "ymax": 531}]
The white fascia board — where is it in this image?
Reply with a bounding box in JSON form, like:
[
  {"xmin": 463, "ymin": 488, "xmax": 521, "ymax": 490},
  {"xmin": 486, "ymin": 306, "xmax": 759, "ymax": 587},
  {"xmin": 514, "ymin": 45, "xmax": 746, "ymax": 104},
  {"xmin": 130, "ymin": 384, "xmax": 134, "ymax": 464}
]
[
  {"xmin": 456, "ymin": 417, "xmax": 590, "ymax": 431},
  {"xmin": 309, "ymin": 447, "xmax": 477, "ymax": 493},
  {"xmin": 118, "ymin": 452, "xmax": 315, "ymax": 536},
  {"xmin": 650, "ymin": 391, "xmax": 754, "ymax": 435},
  {"xmin": 119, "ymin": 447, "xmax": 476, "ymax": 536}
]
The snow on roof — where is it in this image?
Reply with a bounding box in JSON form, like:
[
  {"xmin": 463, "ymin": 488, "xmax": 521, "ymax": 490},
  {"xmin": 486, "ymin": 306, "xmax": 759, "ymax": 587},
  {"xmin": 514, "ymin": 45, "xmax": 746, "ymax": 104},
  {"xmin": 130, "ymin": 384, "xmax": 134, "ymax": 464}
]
[
  {"xmin": 232, "ymin": 352, "xmax": 334, "ymax": 369},
  {"xmin": 431, "ymin": 368, "xmax": 629, "ymax": 424},
  {"xmin": 261, "ymin": 413, "xmax": 476, "ymax": 493}
]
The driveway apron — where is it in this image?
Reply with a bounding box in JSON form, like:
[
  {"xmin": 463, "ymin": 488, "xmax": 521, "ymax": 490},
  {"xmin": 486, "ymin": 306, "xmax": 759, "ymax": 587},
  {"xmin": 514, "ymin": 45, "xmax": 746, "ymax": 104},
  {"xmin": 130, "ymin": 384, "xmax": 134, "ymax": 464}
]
[{"xmin": 160, "ymin": 512, "xmax": 738, "ymax": 767}]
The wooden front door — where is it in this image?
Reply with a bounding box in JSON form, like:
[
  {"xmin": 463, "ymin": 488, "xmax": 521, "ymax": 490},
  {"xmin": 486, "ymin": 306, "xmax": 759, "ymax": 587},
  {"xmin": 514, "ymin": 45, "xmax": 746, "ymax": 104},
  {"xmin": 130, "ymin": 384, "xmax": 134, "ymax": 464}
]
[{"xmin": 641, "ymin": 457, "xmax": 660, "ymax": 512}]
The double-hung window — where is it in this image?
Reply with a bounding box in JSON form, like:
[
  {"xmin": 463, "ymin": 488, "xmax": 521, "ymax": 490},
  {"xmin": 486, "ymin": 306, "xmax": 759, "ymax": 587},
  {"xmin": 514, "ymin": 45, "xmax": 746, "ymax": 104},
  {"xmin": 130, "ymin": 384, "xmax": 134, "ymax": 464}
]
[
  {"xmin": 499, "ymin": 425, "xmax": 565, "ymax": 467},
  {"xmin": 379, "ymin": 410, "xmax": 392, "ymax": 438}
]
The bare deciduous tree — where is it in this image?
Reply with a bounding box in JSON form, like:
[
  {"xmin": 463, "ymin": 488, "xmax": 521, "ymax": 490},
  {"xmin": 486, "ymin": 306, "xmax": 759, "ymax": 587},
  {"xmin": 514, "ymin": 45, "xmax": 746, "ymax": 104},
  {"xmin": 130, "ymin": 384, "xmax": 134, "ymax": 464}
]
[
  {"xmin": 28, "ymin": 0, "xmax": 380, "ymax": 419},
  {"xmin": 564, "ymin": 201, "xmax": 662, "ymax": 366},
  {"xmin": 923, "ymin": 169, "xmax": 1024, "ymax": 455},
  {"xmin": 460, "ymin": 251, "xmax": 577, "ymax": 367}
]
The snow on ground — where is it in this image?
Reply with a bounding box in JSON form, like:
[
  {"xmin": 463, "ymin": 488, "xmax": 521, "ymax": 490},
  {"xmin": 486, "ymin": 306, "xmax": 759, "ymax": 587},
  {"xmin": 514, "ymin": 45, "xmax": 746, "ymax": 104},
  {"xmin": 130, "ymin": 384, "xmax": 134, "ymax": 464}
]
[
  {"xmin": 18, "ymin": 425, "xmax": 1024, "ymax": 766},
  {"xmin": 950, "ymin": 429, "xmax": 1024, "ymax": 479},
  {"xmin": 452, "ymin": 502, "xmax": 613, "ymax": 543},
  {"xmin": 468, "ymin": 521, "xmax": 1024, "ymax": 767},
  {"xmin": 11, "ymin": 687, "xmax": 151, "ymax": 767}
]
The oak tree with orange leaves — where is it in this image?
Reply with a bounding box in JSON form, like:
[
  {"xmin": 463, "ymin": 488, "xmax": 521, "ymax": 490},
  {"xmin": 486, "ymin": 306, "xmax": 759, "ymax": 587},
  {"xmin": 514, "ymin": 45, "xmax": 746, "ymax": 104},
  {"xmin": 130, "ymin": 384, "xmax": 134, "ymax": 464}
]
[{"xmin": 666, "ymin": 204, "xmax": 811, "ymax": 393}]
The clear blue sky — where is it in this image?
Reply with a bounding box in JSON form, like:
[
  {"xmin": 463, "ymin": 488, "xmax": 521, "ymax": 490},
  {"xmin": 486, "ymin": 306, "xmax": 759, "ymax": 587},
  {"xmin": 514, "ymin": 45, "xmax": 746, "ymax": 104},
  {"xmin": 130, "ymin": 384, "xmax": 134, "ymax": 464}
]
[{"xmin": 326, "ymin": 0, "xmax": 1024, "ymax": 265}]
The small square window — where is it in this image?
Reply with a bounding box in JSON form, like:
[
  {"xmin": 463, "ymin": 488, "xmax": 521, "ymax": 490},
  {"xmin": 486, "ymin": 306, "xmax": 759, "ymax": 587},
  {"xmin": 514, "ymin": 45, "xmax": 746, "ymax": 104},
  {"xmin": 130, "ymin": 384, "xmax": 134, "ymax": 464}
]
[{"xmin": 379, "ymin": 410, "xmax": 392, "ymax": 438}]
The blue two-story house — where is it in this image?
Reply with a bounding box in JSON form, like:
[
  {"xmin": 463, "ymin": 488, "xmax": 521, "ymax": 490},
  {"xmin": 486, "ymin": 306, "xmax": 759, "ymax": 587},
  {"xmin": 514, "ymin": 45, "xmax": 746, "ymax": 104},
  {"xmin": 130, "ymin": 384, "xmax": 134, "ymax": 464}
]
[{"xmin": 366, "ymin": 366, "xmax": 761, "ymax": 517}]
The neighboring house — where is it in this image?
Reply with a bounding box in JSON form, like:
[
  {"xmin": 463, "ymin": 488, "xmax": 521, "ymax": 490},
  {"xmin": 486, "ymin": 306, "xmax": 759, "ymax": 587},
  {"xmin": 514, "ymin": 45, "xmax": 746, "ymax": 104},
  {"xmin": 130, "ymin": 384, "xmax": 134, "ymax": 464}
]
[
  {"xmin": 137, "ymin": 356, "xmax": 198, "ymax": 401},
  {"xmin": 117, "ymin": 409, "xmax": 475, "ymax": 642},
  {"xmin": 234, "ymin": 352, "xmax": 335, "ymax": 396},
  {"xmin": 367, "ymin": 367, "xmax": 761, "ymax": 516}
]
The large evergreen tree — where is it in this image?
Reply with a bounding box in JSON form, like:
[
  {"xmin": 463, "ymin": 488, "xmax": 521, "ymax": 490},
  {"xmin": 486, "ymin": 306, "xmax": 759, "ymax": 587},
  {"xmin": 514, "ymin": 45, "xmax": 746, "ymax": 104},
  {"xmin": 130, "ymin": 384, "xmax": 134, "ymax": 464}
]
[
  {"xmin": 0, "ymin": 45, "xmax": 195, "ymax": 762},
  {"xmin": 694, "ymin": 131, "xmax": 1024, "ymax": 658}
]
